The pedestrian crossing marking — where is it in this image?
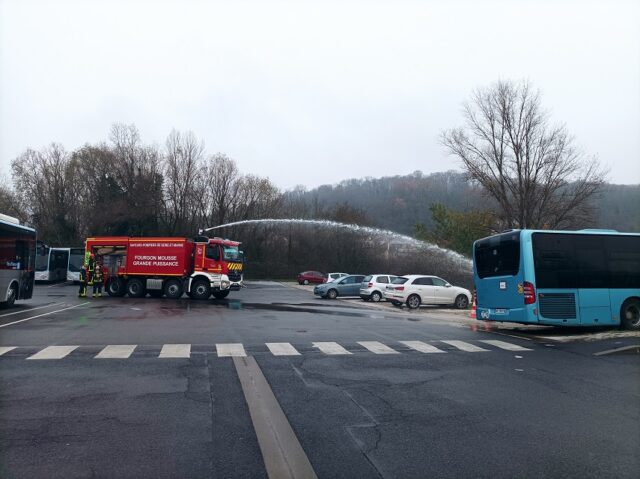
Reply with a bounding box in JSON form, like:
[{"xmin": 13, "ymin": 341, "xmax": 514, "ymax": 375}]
[
  {"xmin": 441, "ymin": 340, "xmax": 490, "ymax": 352},
  {"xmin": 95, "ymin": 345, "xmax": 137, "ymax": 359},
  {"xmin": 159, "ymin": 344, "xmax": 191, "ymax": 358},
  {"xmin": 266, "ymin": 343, "xmax": 300, "ymax": 356},
  {"xmin": 0, "ymin": 346, "xmax": 16, "ymax": 357},
  {"xmin": 400, "ymin": 341, "xmax": 446, "ymax": 354},
  {"xmin": 312, "ymin": 342, "xmax": 352, "ymax": 355},
  {"xmin": 27, "ymin": 345, "xmax": 78, "ymax": 360},
  {"xmin": 479, "ymin": 340, "xmax": 532, "ymax": 352},
  {"xmin": 357, "ymin": 341, "xmax": 399, "ymax": 354},
  {"xmin": 2, "ymin": 339, "xmax": 533, "ymax": 360},
  {"xmin": 216, "ymin": 343, "xmax": 246, "ymax": 357}
]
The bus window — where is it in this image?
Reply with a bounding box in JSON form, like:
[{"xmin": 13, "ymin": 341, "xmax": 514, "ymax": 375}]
[
  {"xmin": 532, "ymin": 233, "xmax": 577, "ymax": 288},
  {"xmin": 36, "ymin": 247, "xmax": 49, "ymax": 272},
  {"xmin": 474, "ymin": 232, "xmax": 520, "ymax": 278}
]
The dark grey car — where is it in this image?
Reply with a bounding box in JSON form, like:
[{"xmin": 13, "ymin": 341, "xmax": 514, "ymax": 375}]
[{"xmin": 314, "ymin": 275, "xmax": 366, "ymax": 299}]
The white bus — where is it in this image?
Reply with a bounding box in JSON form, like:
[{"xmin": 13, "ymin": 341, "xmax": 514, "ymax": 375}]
[
  {"xmin": 0, "ymin": 213, "xmax": 36, "ymax": 307},
  {"xmin": 35, "ymin": 244, "xmax": 69, "ymax": 282},
  {"xmin": 66, "ymin": 247, "xmax": 85, "ymax": 282}
]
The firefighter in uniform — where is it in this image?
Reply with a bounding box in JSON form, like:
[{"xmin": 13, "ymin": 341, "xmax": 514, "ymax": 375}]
[
  {"xmin": 78, "ymin": 265, "xmax": 87, "ymax": 297},
  {"xmin": 92, "ymin": 264, "xmax": 103, "ymax": 297},
  {"xmin": 87, "ymin": 253, "xmax": 95, "ymax": 288}
]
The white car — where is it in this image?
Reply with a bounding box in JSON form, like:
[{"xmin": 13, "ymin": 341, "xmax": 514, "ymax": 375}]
[
  {"xmin": 326, "ymin": 272, "xmax": 349, "ymax": 283},
  {"xmin": 359, "ymin": 274, "xmax": 398, "ymax": 302},
  {"xmin": 383, "ymin": 275, "xmax": 471, "ymax": 310}
]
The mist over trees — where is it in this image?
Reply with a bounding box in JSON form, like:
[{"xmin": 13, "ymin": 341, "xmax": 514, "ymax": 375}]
[{"xmin": 3, "ymin": 121, "xmax": 638, "ymax": 282}]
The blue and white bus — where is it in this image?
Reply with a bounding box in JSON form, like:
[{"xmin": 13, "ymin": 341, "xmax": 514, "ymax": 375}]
[{"xmin": 473, "ymin": 229, "xmax": 640, "ymax": 330}]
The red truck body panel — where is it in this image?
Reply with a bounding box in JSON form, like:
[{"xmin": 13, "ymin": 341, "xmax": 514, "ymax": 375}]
[
  {"xmin": 86, "ymin": 237, "xmax": 194, "ymax": 278},
  {"xmin": 124, "ymin": 238, "xmax": 193, "ymax": 276}
]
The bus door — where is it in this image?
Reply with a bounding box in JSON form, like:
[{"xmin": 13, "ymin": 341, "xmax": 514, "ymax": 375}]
[
  {"xmin": 474, "ymin": 232, "xmax": 527, "ymax": 322},
  {"xmin": 574, "ymin": 237, "xmax": 613, "ymax": 326}
]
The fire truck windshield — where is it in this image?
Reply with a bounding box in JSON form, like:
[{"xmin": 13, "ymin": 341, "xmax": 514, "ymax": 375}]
[{"xmin": 222, "ymin": 245, "xmax": 239, "ymax": 261}]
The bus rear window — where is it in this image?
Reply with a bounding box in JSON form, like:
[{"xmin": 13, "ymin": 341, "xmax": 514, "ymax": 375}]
[{"xmin": 474, "ymin": 232, "xmax": 520, "ymax": 278}]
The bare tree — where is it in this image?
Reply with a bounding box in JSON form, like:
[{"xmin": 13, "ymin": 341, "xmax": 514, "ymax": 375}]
[
  {"xmin": 162, "ymin": 129, "xmax": 205, "ymax": 234},
  {"xmin": 442, "ymin": 80, "xmax": 606, "ymax": 229},
  {"xmin": 203, "ymin": 153, "xmax": 240, "ymax": 227}
]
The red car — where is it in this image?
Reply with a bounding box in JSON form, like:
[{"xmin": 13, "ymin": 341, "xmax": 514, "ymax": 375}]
[{"xmin": 297, "ymin": 271, "xmax": 326, "ymax": 285}]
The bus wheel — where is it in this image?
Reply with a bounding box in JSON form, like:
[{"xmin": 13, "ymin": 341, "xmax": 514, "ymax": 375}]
[
  {"xmin": 164, "ymin": 279, "xmax": 183, "ymax": 299},
  {"xmin": 5, "ymin": 284, "xmax": 18, "ymax": 307},
  {"xmin": 620, "ymin": 298, "xmax": 640, "ymax": 331},
  {"xmin": 213, "ymin": 290, "xmax": 230, "ymax": 299},
  {"xmin": 127, "ymin": 278, "xmax": 146, "ymax": 298}
]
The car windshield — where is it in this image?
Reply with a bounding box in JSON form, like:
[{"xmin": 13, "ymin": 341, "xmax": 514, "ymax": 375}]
[
  {"xmin": 222, "ymin": 245, "xmax": 240, "ymax": 261},
  {"xmin": 391, "ymin": 277, "xmax": 408, "ymax": 284}
]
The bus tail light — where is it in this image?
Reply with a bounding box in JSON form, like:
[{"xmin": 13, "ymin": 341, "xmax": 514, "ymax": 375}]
[{"xmin": 523, "ymin": 282, "xmax": 536, "ymax": 305}]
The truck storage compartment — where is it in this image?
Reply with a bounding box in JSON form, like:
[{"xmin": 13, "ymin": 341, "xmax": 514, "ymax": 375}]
[{"xmin": 124, "ymin": 239, "xmax": 193, "ymax": 276}]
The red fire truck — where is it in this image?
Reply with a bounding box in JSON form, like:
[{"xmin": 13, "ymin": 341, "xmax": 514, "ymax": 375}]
[{"xmin": 84, "ymin": 235, "xmax": 243, "ymax": 300}]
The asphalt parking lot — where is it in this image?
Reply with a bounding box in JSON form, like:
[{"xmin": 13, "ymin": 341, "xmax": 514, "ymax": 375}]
[{"xmin": 1, "ymin": 281, "xmax": 638, "ymax": 478}]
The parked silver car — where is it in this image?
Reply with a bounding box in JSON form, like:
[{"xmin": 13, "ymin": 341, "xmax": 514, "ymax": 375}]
[
  {"xmin": 360, "ymin": 274, "xmax": 398, "ymax": 302},
  {"xmin": 314, "ymin": 275, "xmax": 366, "ymax": 299}
]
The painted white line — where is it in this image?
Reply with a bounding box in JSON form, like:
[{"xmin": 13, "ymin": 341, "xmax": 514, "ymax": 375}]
[
  {"xmin": 216, "ymin": 343, "xmax": 247, "ymax": 357},
  {"xmin": 312, "ymin": 342, "xmax": 352, "ymax": 355},
  {"xmin": 266, "ymin": 343, "xmax": 301, "ymax": 356},
  {"xmin": 400, "ymin": 341, "xmax": 446, "ymax": 354},
  {"xmin": 357, "ymin": 341, "xmax": 399, "ymax": 354},
  {"xmin": 0, "ymin": 346, "xmax": 17, "ymax": 356},
  {"xmin": 593, "ymin": 344, "xmax": 640, "ymax": 356},
  {"xmin": 95, "ymin": 345, "xmax": 137, "ymax": 359},
  {"xmin": 0, "ymin": 303, "xmax": 89, "ymax": 329},
  {"xmin": 479, "ymin": 340, "xmax": 533, "ymax": 351},
  {"xmin": 0, "ymin": 303, "xmax": 59, "ymax": 318},
  {"xmin": 441, "ymin": 340, "xmax": 490, "ymax": 352},
  {"xmin": 159, "ymin": 344, "xmax": 191, "ymax": 358},
  {"xmin": 27, "ymin": 345, "xmax": 78, "ymax": 360}
]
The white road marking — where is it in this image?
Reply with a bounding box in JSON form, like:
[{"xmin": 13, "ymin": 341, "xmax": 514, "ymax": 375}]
[
  {"xmin": 312, "ymin": 342, "xmax": 352, "ymax": 355},
  {"xmin": 441, "ymin": 340, "xmax": 490, "ymax": 352},
  {"xmin": 266, "ymin": 343, "xmax": 301, "ymax": 356},
  {"xmin": 479, "ymin": 340, "xmax": 532, "ymax": 351},
  {"xmin": 0, "ymin": 346, "xmax": 16, "ymax": 356},
  {"xmin": 357, "ymin": 341, "xmax": 399, "ymax": 354},
  {"xmin": 0, "ymin": 303, "xmax": 59, "ymax": 318},
  {"xmin": 95, "ymin": 345, "xmax": 137, "ymax": 359},
  {"xmin": 216, "ymin": 343, "xmax": 247, "ymax": 357},
  {"xmin": 27, "ymin": 345, "xmax": 78, "ymax": 360},
  {"xmin": 159, "ymin": 344, "xmax": 191, "ymax": 358},
  {"xmin": 399, "ymin": 341, "xmax": 446, "ymax": 353},
  {"xmin": 0, "ymin": 302, "xmax": 89, "ymax": 329}
]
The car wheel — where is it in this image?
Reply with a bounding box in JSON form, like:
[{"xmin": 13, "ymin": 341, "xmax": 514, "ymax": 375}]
[
  {"xmin": 455, "ymin": 294, "xmax": 469, "ymax": 309},
  {"xmin": 370, "ymin": 291, "xmax": 382, "ymax": 302},
  {"xmin": 164, "ymin": 279, "xmax": 183, "ymax": 299},
  {"xmin": 327, "ymin": 289, "xmax": 338, "ymax": 299},
  {"xmin": 406, "ymin": 294, "xmax": 421, "ymax": 309},
  {"xmin": 126, "ymin": 278, "xmax": 145, "ymax": 298},
  {"xmin": 303, "ymin": 279, "xmax": 309, "ymax": 285},
  {"xmin": 191, "ymin": 279, "xmax": 211, "ymax": 300},
  {"xmin": 620, "ymin": 298, "xmax": 640, "ymax": 331}
]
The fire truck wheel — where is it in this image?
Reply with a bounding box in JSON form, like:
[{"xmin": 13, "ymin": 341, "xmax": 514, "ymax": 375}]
[
  {"xmin": 191, "ymin": 279, "xmax": 211, "ymax": 300},
  {"xmin": 126, "ymin": 278, "xmax": 146, "ymax": 298},
  {"xmin": 213, "ymin": 290, "xmax": 230, "ymax": 299},
  {"xmin": 107, "ymin": 278, "xmax": 125, "ymax": 297},
  {"xmin": 164, "ymin": 279, "xmax": 183, "ymax": 299}
]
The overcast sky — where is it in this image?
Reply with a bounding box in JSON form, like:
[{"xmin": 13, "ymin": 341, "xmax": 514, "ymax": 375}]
[{"xmin": 1, "ymin": 0, "xmax": 639, "ymax": 189}]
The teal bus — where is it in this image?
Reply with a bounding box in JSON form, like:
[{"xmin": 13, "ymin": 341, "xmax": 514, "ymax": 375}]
[{"xmin": 473, "ymin": 230, "xmax": 640, "ymax": 330}]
